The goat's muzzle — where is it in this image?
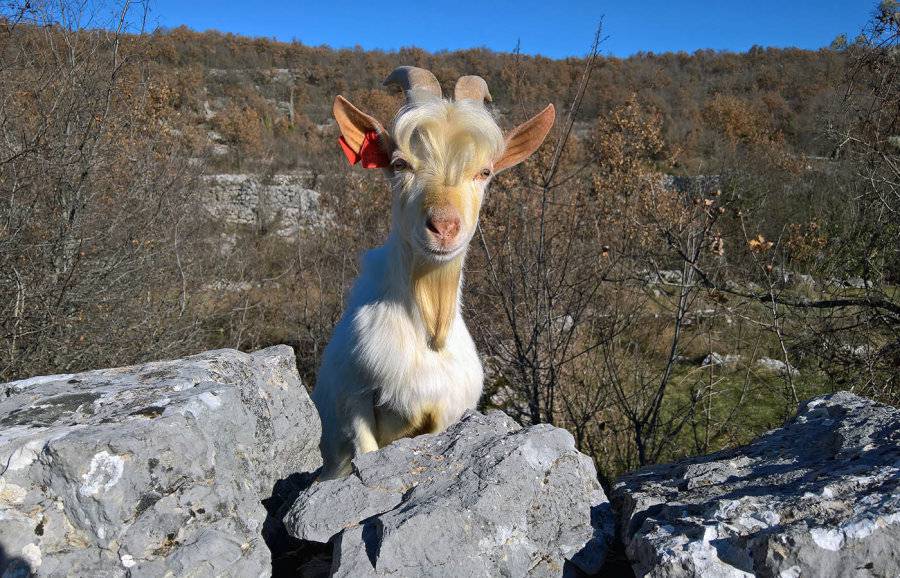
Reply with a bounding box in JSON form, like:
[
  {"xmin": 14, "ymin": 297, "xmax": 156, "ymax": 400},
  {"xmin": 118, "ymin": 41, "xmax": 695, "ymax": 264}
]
[{"xmin": 425, "ymin": 206, "xmax": 461, "ymax": 247}]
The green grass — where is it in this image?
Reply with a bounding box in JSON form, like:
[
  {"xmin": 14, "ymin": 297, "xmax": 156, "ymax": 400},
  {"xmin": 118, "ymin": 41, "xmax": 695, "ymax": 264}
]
[{"xmin": 657, "ymin": 358, "xmax": 837, "ymax": 464}]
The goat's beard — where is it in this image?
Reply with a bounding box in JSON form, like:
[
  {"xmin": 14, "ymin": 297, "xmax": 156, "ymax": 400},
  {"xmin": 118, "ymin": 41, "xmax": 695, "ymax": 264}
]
[{"xmin": 411, "ymin": 254, "xmax": 464, "ymax": 351}]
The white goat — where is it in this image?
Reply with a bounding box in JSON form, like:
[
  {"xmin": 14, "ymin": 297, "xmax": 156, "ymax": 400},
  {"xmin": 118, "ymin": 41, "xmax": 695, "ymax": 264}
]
[{"xmin": 313, "ymin": 66, "xmax": 555, "ymax": 479}]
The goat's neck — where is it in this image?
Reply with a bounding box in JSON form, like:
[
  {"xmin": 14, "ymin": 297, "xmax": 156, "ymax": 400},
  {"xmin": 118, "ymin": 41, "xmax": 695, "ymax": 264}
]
[{"xmin": 385, "ymin": 234, "xmax": 464, "ymax": 351}]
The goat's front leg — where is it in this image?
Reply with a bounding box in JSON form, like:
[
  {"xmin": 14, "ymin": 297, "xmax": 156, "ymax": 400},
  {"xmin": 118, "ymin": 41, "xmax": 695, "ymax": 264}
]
[
  {"xmin": 320, "ymin": 389, "xmax": 380, "ymax": 480},
  {"xmin": 350, "ymin": 391, "xmax": 379, "ymax": 457}
]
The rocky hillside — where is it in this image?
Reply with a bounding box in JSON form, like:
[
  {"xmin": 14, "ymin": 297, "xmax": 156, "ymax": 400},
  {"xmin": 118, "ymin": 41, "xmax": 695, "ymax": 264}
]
[{"xmin": 0, "ymin": 348, "xmax": 897, "ymax": 577}]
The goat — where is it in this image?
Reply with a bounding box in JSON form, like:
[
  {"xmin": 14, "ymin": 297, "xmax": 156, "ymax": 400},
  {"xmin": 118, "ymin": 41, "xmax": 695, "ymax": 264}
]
[{"xmin": 313, "ymin": 66, "xmax": 555, "ymax": 479}]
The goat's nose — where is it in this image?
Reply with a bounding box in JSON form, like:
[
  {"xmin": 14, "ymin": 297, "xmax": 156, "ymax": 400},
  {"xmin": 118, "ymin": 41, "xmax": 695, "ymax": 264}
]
[{"xmin": 426, "ymin": 213, "xmax": 460, "ymax": 242}]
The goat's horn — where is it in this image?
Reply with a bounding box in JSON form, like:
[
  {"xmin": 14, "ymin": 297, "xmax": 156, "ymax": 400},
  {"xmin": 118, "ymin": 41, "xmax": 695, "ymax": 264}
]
[
  {"xmin": 383, "ymin": 66, "xmax": 442, "ymax": 102},
  {"xmin": 454, "ymin": 75, "xmax": 492, "ymax": 104}
]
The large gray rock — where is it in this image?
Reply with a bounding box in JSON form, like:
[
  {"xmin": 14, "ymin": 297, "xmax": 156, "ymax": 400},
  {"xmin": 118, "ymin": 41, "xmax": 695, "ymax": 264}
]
[
  {"xmin": 283, "ymin": 411, "xmax": 613, "ymax": 577},
  {"xmin": 0, "ymin": 346, "xmax": 321, "ymax": 577},
  {"xmin": 612, "ymin": 392, "xmax": 900, "ymax": 578}
]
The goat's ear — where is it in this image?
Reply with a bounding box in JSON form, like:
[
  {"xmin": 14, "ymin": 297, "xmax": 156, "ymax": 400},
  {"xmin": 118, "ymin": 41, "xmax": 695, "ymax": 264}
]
[
  {"xmin": 333, "ymin": 95, "xmax": 392, "ymax": 155},
  {"xmin": 494, "ymin": 104, "xmax": 556, "ymax": 173}
]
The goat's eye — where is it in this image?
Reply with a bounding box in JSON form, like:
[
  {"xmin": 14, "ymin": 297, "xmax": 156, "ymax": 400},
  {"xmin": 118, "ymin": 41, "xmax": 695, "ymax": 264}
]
[
  {"xmin": 391, "ymin": 158, "xmax": 410, "ymax": 172},
  {"xmin": 475, "ymin": 168, "xmax": 492, "ymax": 180}
]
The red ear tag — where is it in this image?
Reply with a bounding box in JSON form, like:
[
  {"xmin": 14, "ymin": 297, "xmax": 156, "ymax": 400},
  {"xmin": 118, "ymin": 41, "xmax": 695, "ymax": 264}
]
[
  {"xmin": 338, "ymin": 135, "xmax": 361, "ymax": 165},
  {"xmin": 338, "ymin": 131, "xmax": 390, "ymax": 169},
  {"xmin": 359, "ymin": 131, "xmax": 391, "ymax": 168}
]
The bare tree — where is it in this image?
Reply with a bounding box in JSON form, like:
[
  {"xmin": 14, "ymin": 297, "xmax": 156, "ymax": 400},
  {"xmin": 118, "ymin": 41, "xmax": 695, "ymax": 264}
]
[
  {"xmin": 472, "ymin": 26, "xmax": 612, "ymax": 428},
  {"xmin": 0, "ymin": 1, "xmax": 213, "ymax": 380}
]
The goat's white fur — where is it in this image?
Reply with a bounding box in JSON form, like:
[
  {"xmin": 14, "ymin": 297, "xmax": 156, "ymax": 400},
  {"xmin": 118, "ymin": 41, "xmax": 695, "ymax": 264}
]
[{"xmin": 313, "ymin": 97, "xmax": 504, "ymax": 479}]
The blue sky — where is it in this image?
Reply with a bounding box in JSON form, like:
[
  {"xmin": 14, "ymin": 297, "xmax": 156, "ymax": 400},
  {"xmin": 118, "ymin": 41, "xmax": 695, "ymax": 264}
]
[{"xmin": 147, "ymin": 0, "xmax": 876, "ymax": 58}]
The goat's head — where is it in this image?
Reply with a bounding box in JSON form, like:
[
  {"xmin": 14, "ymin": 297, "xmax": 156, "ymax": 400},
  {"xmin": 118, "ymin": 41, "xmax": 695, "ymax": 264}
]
[{"xmin": 333, "ymin": 66, "xmax": 555, "ymax": 264}]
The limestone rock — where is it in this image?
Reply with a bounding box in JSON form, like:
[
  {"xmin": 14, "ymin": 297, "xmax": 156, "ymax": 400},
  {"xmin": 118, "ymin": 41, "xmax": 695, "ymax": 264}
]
[
  {"xmin": 283, "ymin": 411, "xmax": 613, "ymax": 577},
  {"xmin": 612, "ymin": 392, "xmax": 900, "ymax": 578},
  {"xmin": 0, "ymin": 346, "xmax": 321, "ymax": 578},
  {"xmin": 203, "ymin": 173, "xmax": 322, "ymax": 236},
  {"xmin": 702, "ymin": 352, "xmax": 742, "ymax": 368}
]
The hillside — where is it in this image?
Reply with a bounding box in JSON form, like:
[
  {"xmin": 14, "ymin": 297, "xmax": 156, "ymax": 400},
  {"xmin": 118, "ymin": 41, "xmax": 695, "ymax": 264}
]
[{"xmin": 146, "ymin": 26, "xmax": 848, "ymax": 173}]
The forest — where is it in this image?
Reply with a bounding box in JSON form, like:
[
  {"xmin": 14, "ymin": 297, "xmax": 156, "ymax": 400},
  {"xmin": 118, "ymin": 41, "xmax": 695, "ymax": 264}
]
[{"xmin": 1, "ymin": 1, "xmax": 898, "ymax": 483}]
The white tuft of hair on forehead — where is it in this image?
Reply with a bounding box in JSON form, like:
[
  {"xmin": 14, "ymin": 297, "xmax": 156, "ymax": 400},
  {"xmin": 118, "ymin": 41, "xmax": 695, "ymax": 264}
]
[{"xmin": 391, "ymin": 99, "xmax": 505, "ymax": 185}]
